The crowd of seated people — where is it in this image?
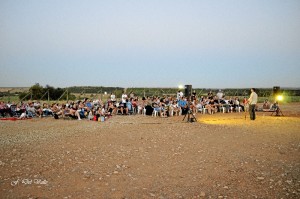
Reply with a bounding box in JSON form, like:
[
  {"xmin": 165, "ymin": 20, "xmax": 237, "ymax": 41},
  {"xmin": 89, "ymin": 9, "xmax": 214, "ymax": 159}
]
[
  {"xmin": 194, "ymin": 93, "xmax": 246, "ymax": 114},
  {"xmin": 0, "ymin": 100, "xmax": 50, "ymax": 118},
  {"xmin": 1, "ymin": 90, "xmax": 265, "ymax": 120},
  {"xmin": 261, "ymin": 99, "xmax": 279, "ymax": 112}
]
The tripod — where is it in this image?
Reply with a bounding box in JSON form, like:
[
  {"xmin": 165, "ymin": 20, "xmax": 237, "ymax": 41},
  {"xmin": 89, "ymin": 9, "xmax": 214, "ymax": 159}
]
[
  {"xmin": 271, "ymin": 107, "xmax": 284, "ymax": 116},
  {"xmin": 182, "ymin": 108, "xmax": 197, "ymax": 123}
]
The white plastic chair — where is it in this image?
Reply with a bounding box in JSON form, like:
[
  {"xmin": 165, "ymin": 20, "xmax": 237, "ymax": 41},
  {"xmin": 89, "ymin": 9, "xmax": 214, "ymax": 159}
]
[
  {"xmin": 152, "ymin": 110, "xmax": 158, "ymax": 117},
  {"xmin": 236, "ymin": 106, "xmax": 242, "ymax": 112}
]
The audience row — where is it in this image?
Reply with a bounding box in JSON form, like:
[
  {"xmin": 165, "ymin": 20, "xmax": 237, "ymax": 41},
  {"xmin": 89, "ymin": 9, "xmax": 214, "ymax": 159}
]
[{"xmin": 0, "ymin": 91, "xmax": 278, "ymax": 120}]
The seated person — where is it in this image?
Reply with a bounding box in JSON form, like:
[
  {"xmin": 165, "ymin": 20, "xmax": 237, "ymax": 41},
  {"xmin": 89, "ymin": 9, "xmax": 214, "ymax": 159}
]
[
  {"xmin": 59, "ymin": 104, "xmax": 69, "ymax": 119},
  {"xmin": 95, "ymin": 106, "xmax": 104, "ymax": 118},
  {"xmin": 131, "ymin": 99, "xmax": 138, "ymax": 114},
  {"xmin": 13, "ymin": 104, "xmax": 25, "ymax": 116},
  {"xmin": 117, "ymin": 101, "xmax": 128, "ymax": 115},
  {"xmin": 107, "ymin": 101, "xmax": 117, "ymax": 115},
  {"xmin": 0, "ymin": 101, "xmax": 11, "ymax": 117},
  {"xmin": 234, "ymin": 97, "xmax": 244, "ymax": 112},
  {"xmin": 144, "ymin": 102, "xmax": 153, "ymax": 116},
  {"xmin": 126, "ymin": 99, "xmax": 133, "ymax": 114},
  {"xmin": 69, "ymin": 104, "xmax": 82, "ymax": 120},
  {"xmin": 270, "ymin": 101, "xmax": 279, "ymax": 112},
  {"xmin": 159, "ymin": 101, "xmax": 167, "ymax": 117},
  {"xmin": 42, "ymin": 103, "xmax": 53, "ymax": 116},
  {"xmin": 85, "ymin": 99, "xmax": 93, "ymax": 111},
  {"xmin": 87, "ymin": 109, "xmax": 94, "ymax": 120},
  {"xmin": 77, "ymin": 101, "xmax": 87, "ymax": 118},
  {"xmin": 195, "ymin": 100, "xmax": 203, "ymax": 113},
  {"xmin": 213, "ymin": 96, "xmax": 222, "ymax": 112},
  {"xmin": 220, "ymin": 98, "xmax": 230, "ymax": 113},
  {"xmin": 152, "ymin": 102, "xmax": 162, "ymax": 113},
  {"xmin": 26, "ymin": 102, "xmax": 42, "ymax": 117},
  {"xmin": 262, "ymin": 99, "xmax": 271, "ymax": 111},
  {"xmin": 52, "ymin": 103, "xmax": 63, "ymax": 118},
  {"xmin": 205, "ymin": 99, "xmax": 217, "ymax": 114},
  {"xmin": 170, "ymin": 100, "xmax": 180, "ymax": 116},
  {"xmin": 137, "ymin": 99, "xmax": 146, "ymax": 114}
]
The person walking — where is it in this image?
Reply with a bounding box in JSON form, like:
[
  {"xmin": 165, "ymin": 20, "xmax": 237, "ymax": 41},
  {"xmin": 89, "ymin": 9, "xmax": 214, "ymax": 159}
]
[{"xmin": 248, "ymin": 88, "xmax": 258, "ymax": 120}]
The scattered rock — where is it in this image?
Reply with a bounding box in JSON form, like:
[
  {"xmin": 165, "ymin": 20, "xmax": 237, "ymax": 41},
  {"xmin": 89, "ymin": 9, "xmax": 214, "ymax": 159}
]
[{"xmin": 200, "ymin": 192, "xmax": 206, "ymax": 197}]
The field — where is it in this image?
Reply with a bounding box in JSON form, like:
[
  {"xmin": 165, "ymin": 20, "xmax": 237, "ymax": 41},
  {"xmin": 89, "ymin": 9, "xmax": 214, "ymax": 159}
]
[{"xmin": 0, "ymin": 103, "xmax": 300, "ymax": 198}]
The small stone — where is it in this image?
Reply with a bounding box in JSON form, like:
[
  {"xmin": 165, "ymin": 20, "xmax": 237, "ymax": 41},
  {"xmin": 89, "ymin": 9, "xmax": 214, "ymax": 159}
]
[
  {"xmin": 200, "ymin": 192, "xmax": 206, "ymax": 197},
  {"xmin": 286, "ymin": 180, "xmax": 292, "ymax": 185},
  {"xmin": 150, "ymin": 193, "xmax": 156, "ymax": 197},
  {"xmin": 257, "ymin": 177, "xmax": 264, "ymax": 180},
  {"xmin": 223, "ymin": 186, "xmax": 229, "ymax": 189},
  {"xmin": 113, "ymin": 171, "xmax": 119, "ymax": 174}
]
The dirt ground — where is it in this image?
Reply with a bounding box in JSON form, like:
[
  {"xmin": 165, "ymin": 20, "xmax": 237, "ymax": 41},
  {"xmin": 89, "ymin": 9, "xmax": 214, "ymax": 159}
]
[{"xmin": 0, "ymin": 103, "xmax": 299, "ymax": 199}]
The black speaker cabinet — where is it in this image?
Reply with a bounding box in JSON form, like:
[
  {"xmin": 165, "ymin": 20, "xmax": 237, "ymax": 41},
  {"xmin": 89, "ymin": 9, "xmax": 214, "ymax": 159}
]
[
  {"xmin": 273, "ymin": 86, "xmax": 280, "ymax": 95},
  {"xmin": 184, "ymin": 85, "xmax": 192, "ymax": 97}
]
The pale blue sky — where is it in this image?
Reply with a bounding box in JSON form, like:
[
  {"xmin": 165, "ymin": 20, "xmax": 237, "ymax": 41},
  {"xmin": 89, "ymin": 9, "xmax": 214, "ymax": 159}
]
[{"xmin": 1, "ymin": 0, "xmax": 299, "ymax": 88}]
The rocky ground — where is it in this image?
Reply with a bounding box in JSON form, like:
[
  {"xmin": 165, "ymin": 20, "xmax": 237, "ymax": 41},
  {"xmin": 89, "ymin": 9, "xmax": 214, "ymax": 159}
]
[{"xmin": 0, "ymin": 103, "xmax": 299, "ymax": 198}]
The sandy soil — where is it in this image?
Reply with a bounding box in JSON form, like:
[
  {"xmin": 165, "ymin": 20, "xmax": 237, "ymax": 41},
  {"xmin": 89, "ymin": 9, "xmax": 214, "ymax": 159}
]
[{"xmin": 0, "ymin": 103, "xmax": 299, "ymax": 199}]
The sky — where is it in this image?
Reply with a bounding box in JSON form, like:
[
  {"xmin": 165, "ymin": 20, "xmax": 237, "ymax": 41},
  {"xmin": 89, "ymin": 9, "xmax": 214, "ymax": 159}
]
[{"xmin": 0, "ymin": 0, "xmax": 300, "ymax": 88}]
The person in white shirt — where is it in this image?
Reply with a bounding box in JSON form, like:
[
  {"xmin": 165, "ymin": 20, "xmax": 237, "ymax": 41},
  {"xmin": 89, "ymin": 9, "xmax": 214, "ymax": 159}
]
[
  {"xmin": 179, "ymin": 91, "xmax": 184, "ymax": 98},
  {"xmin": 176, "ymin": 91, "xmax": 181, "ymax": 100},
  {"xmin": 248, "ymin": 88, "xmax": 258, "ymax": 120},
  {"xmin": 121, "ymin": 93, "xmax": 127, "ymax": 103},
  {"xmin": 121, "ymin": 93, "xmax": 128, "ymax": 115},
  {"xmin": 110, "ymin": 93, "xmax": 116, "ymax": 103},
  {"xmin": 216, "ymin": 89, "xmax": 223, "ymax": 101}
]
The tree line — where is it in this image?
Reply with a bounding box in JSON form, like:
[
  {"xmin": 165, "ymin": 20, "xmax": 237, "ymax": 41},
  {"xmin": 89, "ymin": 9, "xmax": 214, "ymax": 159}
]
[
  {"xmin": 18, "ymin": 84, "xmax": 76, "ymax": 101},
  {"xmin": 14, "ymin": 84, "xmax": 300, "ymax": 102}
]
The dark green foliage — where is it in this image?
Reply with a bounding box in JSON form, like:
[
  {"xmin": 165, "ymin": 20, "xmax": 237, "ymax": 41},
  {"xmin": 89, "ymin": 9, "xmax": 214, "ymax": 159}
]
[
  {"xmin": 18, "ymin": 83, "xmax": 74, "ymax": 101},
  {"xmin": 67, "ymin": 86, "xmax": 124, "ymax": 94},
  {"xmin": 8, "ymin": 85, "xmax": 300, "ymax": 102}
]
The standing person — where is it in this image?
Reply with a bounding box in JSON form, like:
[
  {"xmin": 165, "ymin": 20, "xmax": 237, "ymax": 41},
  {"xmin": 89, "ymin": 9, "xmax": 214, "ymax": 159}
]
[
  {"xmin": 207, "ymin": 90, "xmax": 213, "ymax": 100},
  {"xmin": 216, "ymin": 89, "xmax": 223, "ymax": 101},
  {"xmin": 178, "ymin": 97, "xmax": 188, "ymax": 115},
  {"xmin": 191, "ymin": 90, "xmax": 197, "ymax": 101},
  {"xmin": 176, "ymin": 90, "xmax": 184, "ymax": 100},
  {"xmin": 121, "ymin": 92, "xmax": 128, "ymax": 115},
  {"xmin": 121, "ymin": 92, "xmax": 128, "ymax": 104},
  {"xmin": 176, "ymin": 91, "xmax": 180, "ymax": 100},
  {"xmin": 248, "ymin": 88, "xmax": 258, "ymax": 120},
  {"xmin": 110, "ymin": 93, "xmax": 116, "ymax": 103}
]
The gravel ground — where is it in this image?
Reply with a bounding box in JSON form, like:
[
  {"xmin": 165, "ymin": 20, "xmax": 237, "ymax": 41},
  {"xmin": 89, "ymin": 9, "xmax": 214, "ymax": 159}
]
[{"xmin": 0, "ymin": 103, "xmax": 299, "ymax": 198}]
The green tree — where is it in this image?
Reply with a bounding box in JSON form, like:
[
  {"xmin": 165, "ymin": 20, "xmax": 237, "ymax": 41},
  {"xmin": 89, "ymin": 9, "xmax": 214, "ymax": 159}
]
[{"xmin": 30, "ymin": 83, "xmax": 44, "ymax": 100}]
